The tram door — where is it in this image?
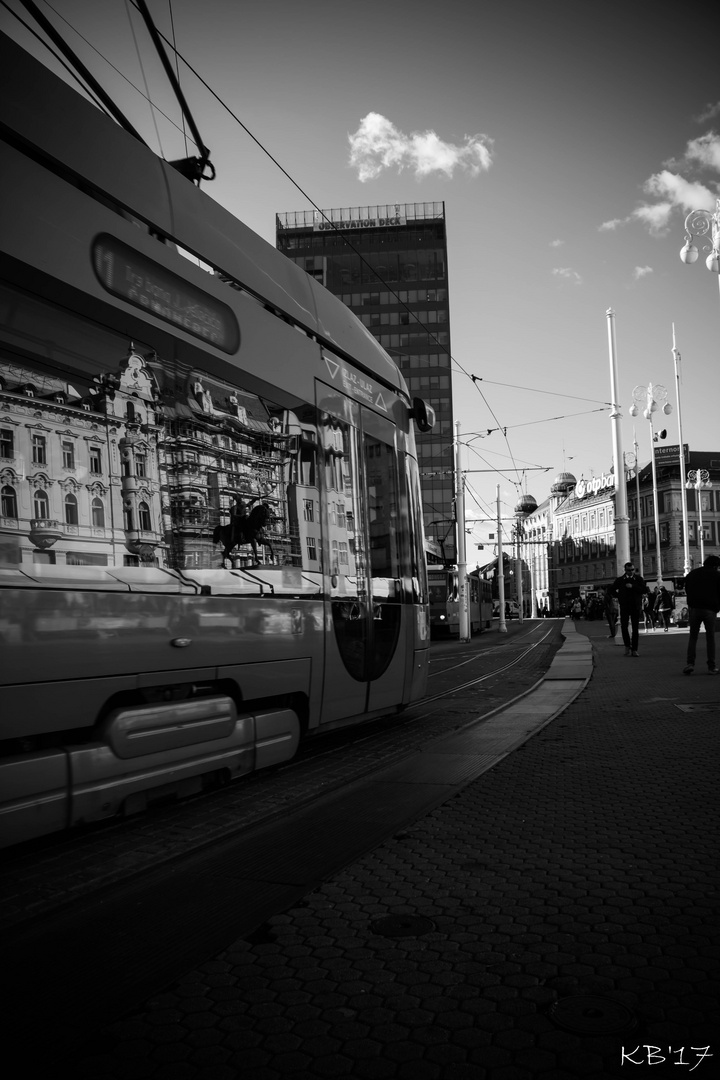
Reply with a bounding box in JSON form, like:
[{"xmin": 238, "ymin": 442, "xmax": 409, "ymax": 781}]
[{"xmin": 316, "ymin": 384, "xmax": 406, "ymax": 722}]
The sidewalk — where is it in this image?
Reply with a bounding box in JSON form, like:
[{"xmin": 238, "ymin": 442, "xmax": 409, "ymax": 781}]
[{"xmin": 52, "ymin": 620, "xmax": 720, "ymax": 1077}]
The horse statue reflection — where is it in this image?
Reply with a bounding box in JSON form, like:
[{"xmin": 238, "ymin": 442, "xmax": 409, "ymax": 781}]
[{"xmin": 213, "ymin": 500, "xmax": 274, "ymax": 565}]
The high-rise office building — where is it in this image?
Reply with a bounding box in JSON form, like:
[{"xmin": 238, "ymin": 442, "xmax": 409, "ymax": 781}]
[{"xmin": 276, "ymin": 202, "xmax": 456, "ymax": 563}]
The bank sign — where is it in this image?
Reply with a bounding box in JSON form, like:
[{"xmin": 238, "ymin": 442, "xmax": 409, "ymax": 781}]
[{"xmin": 575, "ymin": 472, "xmax": 615, "ymax": 499}]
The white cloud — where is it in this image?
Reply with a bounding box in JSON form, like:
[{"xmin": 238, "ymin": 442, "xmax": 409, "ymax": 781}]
[
  {"xmin": 598, "ymin": 217, "xmax": 628, "ymax": 232},
  {"xmin": 600, "ymin": 129, "xmax": 719, "ymax": 237},
  {"xmin": 632, "ymin": 201, "xmax": 674, "ymax": 235},
  {"xmin": 633, "ymin": 265, "xmax": 653, "ymax": 280},
  {"xmin": 549, "ymin": 238, "xmax": 564, "ymax": 247},
  {"xmin": 684, "ymin": 132, "xmax": 720, "ymax": 173},
  {"xmin": 553, "ymin": 267, "xmax": 582, "ymax": 285},
  {"xmin": 643, "ymin": 170, "xmax": 716, "ymax": 213},
  {"xmin": 695, "ymin": 102, "xmax": 720, "ymax": 124},
  {"xmin": 348, "ymin": 112, "xmax": 494, "ymax": 182}
]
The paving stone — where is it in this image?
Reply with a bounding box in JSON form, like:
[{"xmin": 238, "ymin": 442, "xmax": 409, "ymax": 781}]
[{"xmin": 10, "ymin": 621, "xmax": 720, "ymax": 1078}]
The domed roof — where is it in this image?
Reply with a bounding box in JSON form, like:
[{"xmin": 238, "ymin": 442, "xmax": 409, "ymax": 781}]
[
  {"xmin": 550, "ymin": 471, "xmax": 576, "ymax": 495},
  {"xmin": 514, "ymin": 495, "xmax": 538, "ymax": 516}
]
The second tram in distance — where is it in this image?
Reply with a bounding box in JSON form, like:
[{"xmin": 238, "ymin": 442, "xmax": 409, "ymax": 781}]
[{"xmin": 428, "ymin": 565, "xmax": 493, "ymax": 637}]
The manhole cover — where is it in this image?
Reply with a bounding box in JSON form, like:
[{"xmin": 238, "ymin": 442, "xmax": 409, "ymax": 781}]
[
  {"xmin": 369, "ymin": 915, "xmax": 436, "ymax": 938},
  {"xmin": 549, "ymin": 996, "xmax": 637, "ymax": 1034}
]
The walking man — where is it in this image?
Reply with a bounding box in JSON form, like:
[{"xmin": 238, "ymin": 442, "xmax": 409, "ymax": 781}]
[
  {"xmin": 611, "ymin": 562, "xmax": 650, "ymax": 656},
  {"xmin": 682, "ymin": 554, "xmax": 720, "ymax": 675}
]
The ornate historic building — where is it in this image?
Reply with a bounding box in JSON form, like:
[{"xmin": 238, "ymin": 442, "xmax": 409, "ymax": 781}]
[{"xmin": 0, "ymin": 347, "xmax": 163, "ymax": 567}]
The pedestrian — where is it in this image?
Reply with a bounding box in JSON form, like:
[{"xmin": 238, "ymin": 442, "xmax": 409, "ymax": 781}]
[
  {"xmin": 682, "ymin": 554, "xmax": 720, "ymax": 675},
  {"xmin": 654, "ymin": 584, "xmax": 673, "ymax": 632},
  {"xmin": 610, "ymin": 562, "xmax": 650, "ymax": 656},
  {"xmin": 603, "ymin": 585, "xmax": 618, "ymax": 638},
  {"xmin": 642, "ymin": 593, "xmax": 655, "ymax": 633}
]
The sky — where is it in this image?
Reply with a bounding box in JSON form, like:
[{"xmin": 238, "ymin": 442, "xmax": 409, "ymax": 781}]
[{"xmin": 2, "ymin": 0, "xmax": 719, "ymax": 549}]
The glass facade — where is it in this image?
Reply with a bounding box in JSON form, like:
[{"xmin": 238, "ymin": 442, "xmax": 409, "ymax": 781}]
[{"xmin": 277, "ymin": 203, "xmax": 456, "ymax": 563}]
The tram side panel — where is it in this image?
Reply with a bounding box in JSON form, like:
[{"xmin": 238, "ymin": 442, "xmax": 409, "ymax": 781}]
[{"xmin": 0, "ymin": 133, "xmax": 429, "ymax": 847}]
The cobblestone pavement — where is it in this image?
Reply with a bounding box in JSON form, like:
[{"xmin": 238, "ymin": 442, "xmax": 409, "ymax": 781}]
[{"xmin": 17, "ymin": 621, "xmax": 720, "ymax": 1077}]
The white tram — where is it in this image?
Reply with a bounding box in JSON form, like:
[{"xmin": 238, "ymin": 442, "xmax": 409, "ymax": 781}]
[{"xmin": 0, "ymin": 34, "xmax": 432, "ymax": 846}]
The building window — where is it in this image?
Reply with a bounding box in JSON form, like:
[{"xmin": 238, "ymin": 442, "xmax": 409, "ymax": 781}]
[
  {"xmin": 91, "ymin": 497, "xmax": 105, "ymax": 527},
  {"xmin": 89, "ymin": 447, "xmax": 102, "ymax": 474},
  {"xmin": 303, "ymin": 498, "xmax": 314, "ymax": 522},
  {"xmin": 0, "ymin": 428, "xmax": 13, "ymax": 458},
  {"xmin": 306, "ymin": 536, "xmax": 317, "ymax": 561},
  {"xmin": 1, "ymin": 484, "xmax": 17, "ymax": 518},
  {"xmin": 62, "ymin": 441, "xmax": 75, "ymax": 469},
  {"xmin": 66, "ymin": 552, "xmax": 108, "ymax": 566},
  {"xmin": 138, "ymin": 501, "xmax": 152, "ymax": 531},
  {"xmin": 64, "ymin": 492, "xmax": 78, "ymax": 525},
  {"xmin": 32, "ymin": 434, "xmax": 47, "ymax": 465},
  {"xmin": 135, "ymin": 454, "xmax": 147, "ymax": 478},
  {"xmin": 33, "ymin": 489, "xmax": 49, "ymax": 519}
]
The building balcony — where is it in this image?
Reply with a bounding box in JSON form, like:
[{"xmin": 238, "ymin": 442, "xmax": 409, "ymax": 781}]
[{"xmin": 29, "ymin": 518, "xmax": 64, "ymax": 550}]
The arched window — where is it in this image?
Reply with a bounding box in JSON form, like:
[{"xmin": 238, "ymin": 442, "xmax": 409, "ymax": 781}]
[
  {"xmin": 33, "ymin": 489, "xmax": 49, "ymax": 519},
  {"xmin": 138, "ymin": 501, "xmax": 152, "ymax": 532},
  {"xmin": 1, "ymin": 484, "xmax": 17, "ymax": 518},
  {"xmin": 64, "ymin": 492, "xmax": 78, "ymax": 525},
  {"xmin": 91, "ymin": 497, "xmax": 105, "ymax": 527}
]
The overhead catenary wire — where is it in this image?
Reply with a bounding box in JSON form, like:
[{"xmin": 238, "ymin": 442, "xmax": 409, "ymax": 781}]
[
  {"xmin": 19, "ymin": 0, "xmax": 601, "ymax": 492},
  {"xmin": 121, "ymin": 1, "xmax": 585, "ymax": 492},
  {"xmin": 14, "ymin": 0, "xmax": 202, "ymax": 150},
  {"xmin": 0, "ymin": 0, "xmax": 112, "ymax": 118},
  {"xmin": 124, "ymin": 0, "xmax": 163, "ymax": 158}
]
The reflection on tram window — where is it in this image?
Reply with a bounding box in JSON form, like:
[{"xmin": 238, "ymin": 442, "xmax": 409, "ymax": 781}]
[{"xmin": 0, "ymin": 283, "xmax": 332, "ymax": 577}]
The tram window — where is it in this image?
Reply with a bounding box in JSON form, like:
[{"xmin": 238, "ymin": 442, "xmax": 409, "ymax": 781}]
[
  {"xmin": 0, "ymin": 428, "xmax": 14, "ymax": 458},
  {"xmin": 32, "ymin": 435, "xmax": 47, "ymax": 466},
  {"xmin": 33, "ymin": 489, "xmax": 49, "ymax": 519},
  {"xmin": 91, "ymin": 498, "xmax": 105, "ymax": 527},
  {"xmin": 1, "ymin": 485, "xmax": 17, "ymax": 518},
  {"xmin": 0, "ymin": 281, "xmax": 327, "ymax": 580},
  {"xmin": 62, "ymin": 441, "xmax": 75, "ymax": 469},
  {"xmin": 64, "ymin": 493, "xmax": 79, "ymax": 525}
]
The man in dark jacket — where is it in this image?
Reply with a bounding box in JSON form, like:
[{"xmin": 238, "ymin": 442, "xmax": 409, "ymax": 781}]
[
  {"xmin": 610, "ymin": 562, "xmax": 650, "ymax": 656},
  {"xmin": 682, "ymin": 554, "xmax": 720, "ymax": 674}
]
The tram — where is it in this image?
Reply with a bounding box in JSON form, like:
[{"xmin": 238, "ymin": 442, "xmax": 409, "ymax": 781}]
[
  {"xmin": 427, "ymin": 562, "xmax": 453, "ymax": 636},
  {"xmin": 0, "ymin": 34, "xmax": 432, "ymax": 846},
  {"xmin": 446, "ymin": 569, "xmax": 493, "ymax": 636},
  {"xmin": 427, "ymin": 565, "xmax": 492, "ymax": 636}
]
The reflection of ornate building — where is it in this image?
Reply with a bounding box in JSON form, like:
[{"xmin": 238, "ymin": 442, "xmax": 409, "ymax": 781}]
[
  {"xmin": 0, "ymin": 347, "xmax": 163, "ymax": 567},
  {"xmin": 155, "ymin": 368, "xmax": 295, "ymax": 569}
]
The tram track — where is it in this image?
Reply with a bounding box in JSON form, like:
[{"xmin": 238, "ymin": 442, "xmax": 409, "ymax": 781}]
[{"xmin": 0, "ymin": 621, "xmax": 564, "ymax": 931}]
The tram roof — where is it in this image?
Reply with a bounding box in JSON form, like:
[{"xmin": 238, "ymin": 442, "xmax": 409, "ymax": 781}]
[{"xmin": 0, "ymin": 33, "xmax": 405, "ymax": 395}]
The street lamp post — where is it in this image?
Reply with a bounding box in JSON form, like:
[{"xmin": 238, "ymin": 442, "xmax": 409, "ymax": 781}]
[
  {"xmin": 686, "ymin": 469, "xmax": 712, "ymax": 565},
  {"xmin": 625, "ymin": 439, "xmax": 644, "ymax": 579},
  {"xmin": 513, "ymin": 496, "xmax": 537, "ymax": 623},
  {"xmin": 629, "ymin": 383, "xmax": 672, "ymax": 591},
  {"xmin": 671, "ymin": 328, "xmax": 691, "ymax": 577},
  {"xmin": 680, "ymin": 198, "xmax": 720, "ymax": 302}
]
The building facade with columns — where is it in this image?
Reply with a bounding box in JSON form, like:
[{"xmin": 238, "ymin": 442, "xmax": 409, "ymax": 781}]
[
  {"xmin": 497, "ymin": 448, "xmax": 720, "ymax": 618},
  {"xmin": 544, "ymin": 450, "xmax": 720, "ymax": 614}
]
